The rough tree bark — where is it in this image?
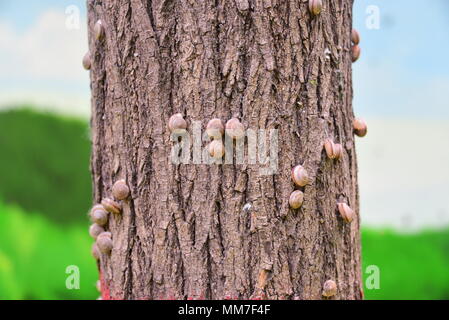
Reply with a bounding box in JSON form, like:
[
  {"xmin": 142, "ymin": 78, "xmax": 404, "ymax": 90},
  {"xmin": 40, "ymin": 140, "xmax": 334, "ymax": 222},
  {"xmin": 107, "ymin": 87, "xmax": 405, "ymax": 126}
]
[{"xmin": 87, "ymin": 0, "xmax": 362, "ymax": 300}]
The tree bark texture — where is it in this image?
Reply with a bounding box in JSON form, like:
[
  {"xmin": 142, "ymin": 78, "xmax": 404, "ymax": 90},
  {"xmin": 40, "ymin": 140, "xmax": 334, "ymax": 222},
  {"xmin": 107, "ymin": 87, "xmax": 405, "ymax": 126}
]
[{"xmin": 87, "ymin": 0, "xmax": 362, "ymax": 300}]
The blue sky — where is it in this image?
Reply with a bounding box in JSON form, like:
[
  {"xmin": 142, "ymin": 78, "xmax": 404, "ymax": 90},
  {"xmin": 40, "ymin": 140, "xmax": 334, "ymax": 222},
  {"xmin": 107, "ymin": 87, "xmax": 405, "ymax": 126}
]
[
  {"xmin": 353, "ymin": 0, "xmax": 449, "ymax": 118},
  {"xmin": 0, "ymin": 0, "xmax": 448, "ymax": 118},
  {"xmin": 0, "ymin": 0, "xmax": 86, "ymax": 32},
  {"xmin": 0, "ymin": 0, "xmax": 448, "ymax": 229},
  {"xmin": 0, "ymin": 0, "xmax": 89, "ymax": 116}
]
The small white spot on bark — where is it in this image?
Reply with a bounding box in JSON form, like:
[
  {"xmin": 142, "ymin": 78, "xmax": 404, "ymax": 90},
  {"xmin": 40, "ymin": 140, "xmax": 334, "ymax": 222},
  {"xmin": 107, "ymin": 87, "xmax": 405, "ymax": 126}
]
[{"xmin": 324, "ymin": 48, "xmax": 331, "ymax": 60}]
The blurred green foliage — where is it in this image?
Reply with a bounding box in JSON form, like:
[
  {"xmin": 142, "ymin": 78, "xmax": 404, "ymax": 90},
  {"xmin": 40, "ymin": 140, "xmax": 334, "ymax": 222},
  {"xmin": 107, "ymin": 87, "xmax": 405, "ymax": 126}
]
[
  {"xmin": 1, "ymin": 198, "xmax": 449, "ymax": 300},
  {"xmin": 0, "ymin": 108, "xmax": 448, "ymax": 300},
  {"xmin": 362, "ymin": 229, "xmax": 449, "ymax": 300},
  {"xmin": 0, "ymin": 108, "xmax": 92, "ymax": 224},
  {"xmin": 0, "ymin": 201, "xmax": 97, "ymax": 299}
]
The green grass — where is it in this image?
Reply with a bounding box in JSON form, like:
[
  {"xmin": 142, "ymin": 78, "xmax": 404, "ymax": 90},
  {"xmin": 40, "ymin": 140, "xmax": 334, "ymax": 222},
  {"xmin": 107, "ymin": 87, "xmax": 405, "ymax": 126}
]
[
  {"xmin": 1, "ymin": 196, "xmax": 448, "ymax": 300},
  {"xmin": 0, "ymin": 201, "xmax": 98, "ymax": 299},
  {"xmin": 362, "ymin": 229, "xmax": 449, "ymax": 300},
  {"xmin": 0, "ymin": 108, "xmax": 92, "ymax": 225}
]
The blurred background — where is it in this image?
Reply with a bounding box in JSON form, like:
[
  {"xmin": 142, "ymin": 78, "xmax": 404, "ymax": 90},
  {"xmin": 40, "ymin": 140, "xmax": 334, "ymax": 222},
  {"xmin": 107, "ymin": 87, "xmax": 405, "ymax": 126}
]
[{"xmin": 0, "ymin": 0, "xmax": 448, "ymax": 299}]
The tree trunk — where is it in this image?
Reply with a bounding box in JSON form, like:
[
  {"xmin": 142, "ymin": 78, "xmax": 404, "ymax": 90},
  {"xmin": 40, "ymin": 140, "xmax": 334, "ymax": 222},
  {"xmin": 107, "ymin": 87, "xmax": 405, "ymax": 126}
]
[{"xmin": 87, "ymin": 0, "xmax": 362, "ymax": 300}]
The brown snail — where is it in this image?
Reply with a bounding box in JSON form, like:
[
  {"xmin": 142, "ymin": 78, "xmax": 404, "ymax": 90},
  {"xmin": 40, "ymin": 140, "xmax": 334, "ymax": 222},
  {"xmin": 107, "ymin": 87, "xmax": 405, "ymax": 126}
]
[
  {"xmin": 292, "ymin": 165, "xmax": 309, "ymax": 187},
  {"xmin": 112, "ymin": 179, "xmax": 129, "ymax": 200},
  {"xmin": 353, "ymin": 118, "xmax": 367, "ymax": 137},
  {"xmin": 94, "ymin": 20, "xmax": 105, "ymax": 41},
  {"xmin": 206, "ymin": 118, "xmax": 225, "ymax": 138},
  {"xmin": 289, "ymin": 190, "xmax": 304, "ymax": 209},
  {"xmin": 309, "ymin": 0, "xmax": 323, "ymax": 16},
  {"xmin": 92, "ymin": 243, "xmax": 100, "ymax": 260},
  {"xmin": 101, "ymin": 198, "xmax": 122, "ymax": 215},
  {"xmin": 352, "ymin": 45, "xmax": 361, "ymax": 63},
  {"xmin": 324, "ymin": 139, "xmax": 343, "ymax": 160},
  {"xmin": 337, "ymin": 202, "xmax": 354, "ymax": 223},
  {"xmin": 89, "ymin": 223, "xmax": 105, "ymax": 239},
  {"xmin": 82, "ymin": 52, "xmax": 91, "ymax": 70},
  {"xmin": 168, "ymin": 113, "xmax": 187, "ymax": 133},
  {"xmin": 96, "ymin": 232, "xmax": 113, "ymax": 254},
  {"xmin": 322, "ymin": 280, "xmax": 337, "ymax": 297},
  {"xmin": 352, "ymin": 29, "xmax": 360, "ymax": 45},
  {"xmin": 208, "ymin": 140, "xmax": 225, "ymax": 159},
  {"xmin": 225, "ymin": 118, "xmax": 245, "ymax": 140},
  {"xmin": 90, "ymin": 204, "xmax": 108, "ymax": 226}
]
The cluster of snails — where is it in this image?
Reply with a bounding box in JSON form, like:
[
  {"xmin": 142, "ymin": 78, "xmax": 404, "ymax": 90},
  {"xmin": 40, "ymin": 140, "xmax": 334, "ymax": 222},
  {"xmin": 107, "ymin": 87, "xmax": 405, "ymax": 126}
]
[
  {"xmin": 169, "ymin": 114, "xmax": 245, "ymax": 160},
  {"xmin": 297, "ymin": 108, "xmax": 366, "ymax": 296},
  {"xmin": 290, "ymin": 118, "xmax": 367, "ymax": 209},
  {"xmin": 288, "ymin": 22, "xmax": 367, "ymax": 296},
  {"xmin": 89, "ymin": 179, "xmax": 130, "ymax": 258},
  {"xmin": 290, "ymin": 121, "xmax": 366, "ymax": 222},
  {"xmin": 265, "ymin": 19, "xmax": 362, "ymax": 298},
  {"xmin": 82, "ymin": 20, "xmax": 104, "ymax": 71}
]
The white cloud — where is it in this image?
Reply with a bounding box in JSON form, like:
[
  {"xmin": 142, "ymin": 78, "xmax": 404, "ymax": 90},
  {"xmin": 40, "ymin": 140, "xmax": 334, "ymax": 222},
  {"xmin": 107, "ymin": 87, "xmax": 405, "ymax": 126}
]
[
  {"xmin": 0, "ymin": 89, "xmax": 90, "ymax": 118},
  {"xmin": 0, "ymin": 9, "xmax": 90, "ymax": 116},
  {"xmin": 354, "ymin": 61, "xmax": 449, "ymax": 119},
  {"xmin": 357, "ymin": 118, "xmax": 449, "ymax": 230},
  {"xmin": 0, "ymin": 9, "xmax": 88, "ymax": 81}
]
